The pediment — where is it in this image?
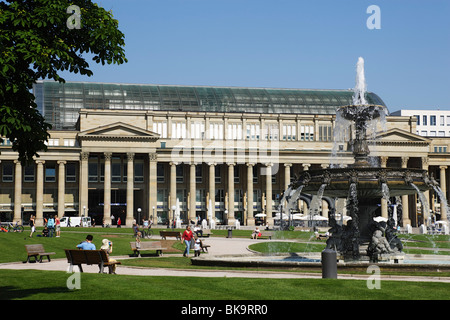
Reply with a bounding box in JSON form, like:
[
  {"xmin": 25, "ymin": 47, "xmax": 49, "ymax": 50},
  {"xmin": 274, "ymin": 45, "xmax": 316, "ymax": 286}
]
[
  {"xmin": 77, "ymin": 122, "xmax": 159, "ymax": 141},
  {"xmin": 374, "ymin": 128, "xmax": 430, "ymax": 145}
]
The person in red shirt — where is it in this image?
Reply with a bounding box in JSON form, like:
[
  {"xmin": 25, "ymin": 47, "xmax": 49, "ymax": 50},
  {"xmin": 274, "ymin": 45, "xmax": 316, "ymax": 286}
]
[{"xmin": 181, "ymin": 225, "xmax": 194, "ymax": 257}]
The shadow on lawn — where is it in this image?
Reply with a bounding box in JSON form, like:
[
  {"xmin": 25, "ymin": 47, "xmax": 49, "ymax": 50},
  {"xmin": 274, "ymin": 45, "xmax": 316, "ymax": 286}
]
[{"xmin": 0, "ymin": 285, "xmax": 70, "ymax": 300}]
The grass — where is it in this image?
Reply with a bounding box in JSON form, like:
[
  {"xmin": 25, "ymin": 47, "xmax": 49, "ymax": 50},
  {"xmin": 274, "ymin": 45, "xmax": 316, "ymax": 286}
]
[
  {"xmin": 0, "ymin": 269, "xmax": 449, "ymax": 300},
  {"xmin": 1, "ymin": 226, "xmax": 449, "ymax": 301}
]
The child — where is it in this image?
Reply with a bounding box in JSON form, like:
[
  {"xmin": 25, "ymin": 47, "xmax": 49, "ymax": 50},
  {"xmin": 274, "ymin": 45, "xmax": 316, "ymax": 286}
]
[
  {"xmin": 135, "ymin": 231, "xmax": 141, "ymax": 249},
  {"xmin": 194, "ymin": 238, "xmax": 202, "ymax": 257}
]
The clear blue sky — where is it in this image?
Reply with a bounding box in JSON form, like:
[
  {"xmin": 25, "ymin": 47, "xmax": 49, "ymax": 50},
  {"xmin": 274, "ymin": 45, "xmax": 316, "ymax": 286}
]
[{"xmin": 61, "ymin": 0, "xmax": 450, "ymax": 112}]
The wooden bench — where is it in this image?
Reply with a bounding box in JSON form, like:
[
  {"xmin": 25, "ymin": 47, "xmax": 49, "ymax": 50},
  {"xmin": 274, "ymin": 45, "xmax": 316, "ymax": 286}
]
[
  {"xmin": 64, "ymin": 249, "xmax": 121, "ymax": 274},
  {"xmin": 196, "ymin": 229, "xmax": 212, "ymax": 237},
  {"xmin": 130, "ymin": 241, "xmax": 167, "ymax": 257},
  {"xmin": 160, "ymin": 230, "xmax": 182, "ymax": 240},
  {"xmin": 25, "ymin": 244, "xmax": 56, "ymax": 263},
  {"xmin": 259, "ymin": 231, "xmax": 273, "ymax": 240}
]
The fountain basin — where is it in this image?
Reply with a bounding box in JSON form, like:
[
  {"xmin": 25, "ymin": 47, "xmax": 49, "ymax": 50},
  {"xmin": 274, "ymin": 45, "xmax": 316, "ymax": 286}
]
[
  {"xmin": 191, "ymin": 253, "xmax": 450, "ymax": 272},
  {"xmin": 297, "ymin": 168, "xmax": 430, "ymax": 199}
]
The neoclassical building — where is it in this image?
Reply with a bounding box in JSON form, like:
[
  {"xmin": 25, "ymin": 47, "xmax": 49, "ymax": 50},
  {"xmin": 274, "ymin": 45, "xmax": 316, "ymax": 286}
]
[{"xmin": 0, "ymin": 81, "xmax": 448, "ymax": 227}]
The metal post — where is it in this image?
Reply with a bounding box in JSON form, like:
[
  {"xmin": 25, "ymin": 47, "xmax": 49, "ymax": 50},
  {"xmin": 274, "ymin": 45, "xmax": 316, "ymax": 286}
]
[{"xmin": 321, "ymin": 249, "xmax": 337, "ymax": 279}]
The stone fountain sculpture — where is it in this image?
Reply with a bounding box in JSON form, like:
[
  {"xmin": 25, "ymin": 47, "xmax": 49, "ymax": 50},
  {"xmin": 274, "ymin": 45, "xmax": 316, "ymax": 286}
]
[{"xmin": 287, "ymin": 57, "xmax": 443, "ymax": 262}]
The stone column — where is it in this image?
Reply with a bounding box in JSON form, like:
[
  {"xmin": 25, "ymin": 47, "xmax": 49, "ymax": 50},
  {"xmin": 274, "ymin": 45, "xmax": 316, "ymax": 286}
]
[
  {"xmin": 169, "ymin": 162, "xmax": 177, "ymax": 223},
  {"xmin": 103, "ymin": 153, "xmax": 112, "ymax": 225},
  {"xmin": 227, "ymin": 163, "xmax": 235, "ymax": 225},
  {"xmin": 126, "ymin": 152, "xmax": 135, "ymax": 227},
  {"xmin": 380, "ymin": 156, "xmax": 388, "ymax": 219},
  {"xmin": 189, "ymin": 163, "xmax": 196, "ymax": 223},
  {"xmin": 265, "ymin": 163, "xmax": 273, "ymax": 225},
  {"xmin": 284, "ymin": 163, "xmax": 291, "ymax": 190},
  {"xmin": 247, "ymin": 163, "xmax": 254, "ymax": 226},
  {"xmin": 36, "ymin": 160, "xmax": 45, "ymax": 226},
  {"xmin": 208, "ymin": 163, "xmax": 215, "ymax": 221},
  {"xmin": 13, "ymin": 160, "xmax": 22, "ymax": 223},
  {"xmin": 421, "ymin": 156, "xmax": 430, "ymax": 225},
  {"xmin": 57, "ymin": 160, "xmax": 66, "ymax": 219},
  {"xmin": 79, "ymin": 152, "xmax": 89, "ymax": 218},
  {"xmin": 440, "ymin": 165, "xmax": 448, "ymax": 221},
  {"xmin": 401, "ymin": 156, "xmax": 410, "ymax": 226},
  {"xmin": 148, "ymin": 153, "xmax": 158, "ymax": 225}
]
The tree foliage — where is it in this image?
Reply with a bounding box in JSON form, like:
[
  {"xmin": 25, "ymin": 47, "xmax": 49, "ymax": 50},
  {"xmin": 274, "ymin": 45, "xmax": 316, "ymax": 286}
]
[{"xmin": 0, "ymin": 0, "xmax": 127, "ymax": 163}]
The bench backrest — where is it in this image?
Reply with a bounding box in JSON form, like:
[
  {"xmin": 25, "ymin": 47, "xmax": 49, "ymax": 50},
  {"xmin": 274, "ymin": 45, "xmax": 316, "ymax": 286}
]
[
  {"xmin": 160, "ymin": 231, "xmax": 181, "ymax": 236},
  {"xmin": 130, "ymin": 241, "xmax": 163, "ymax": 250},
  {"xmin": 64, "ymin": 249, "xmax": 108, "ymax": 265},
  {"xmin": 25, "ymin": 244, "xmax": 46, "ymax": 254}
]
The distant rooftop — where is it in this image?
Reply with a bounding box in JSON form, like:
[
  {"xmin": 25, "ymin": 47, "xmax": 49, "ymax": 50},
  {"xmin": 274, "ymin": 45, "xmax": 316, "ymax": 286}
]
[{"xmin": 33, "ymin": 80, "xmax": 386, "ymax": 130}]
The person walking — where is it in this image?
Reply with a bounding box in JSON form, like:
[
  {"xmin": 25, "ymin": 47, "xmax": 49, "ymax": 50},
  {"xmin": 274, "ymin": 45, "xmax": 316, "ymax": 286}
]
[
  {"xmin": 29, "ymin": 215, "xmax": 36, "ymax": 238},
  {"xmin": 55, "ymin": 216, "xmax": 61, "ymax": 237},
  {"xmin": 181, "ymin": 225, "xmax": 195, "ymax": 257}
]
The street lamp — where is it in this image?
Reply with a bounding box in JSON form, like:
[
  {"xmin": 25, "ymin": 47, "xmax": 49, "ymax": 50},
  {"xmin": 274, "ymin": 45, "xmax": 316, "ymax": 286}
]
[
  {"xmin": 137, "ymin": 208, "xmax": 141, "ymax": 227},
  {"xmin": 152, "ymin": 206, "xmax": 155, "ymax": 225}
]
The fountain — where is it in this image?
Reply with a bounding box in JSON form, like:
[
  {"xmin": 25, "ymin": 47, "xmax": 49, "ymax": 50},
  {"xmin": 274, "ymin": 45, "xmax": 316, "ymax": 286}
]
[
  {"xmin": 192, "ymin": 57, "xmax": 450, "ymax": 271},
  {"xmin": 291, "ymin": 57, "xmax": 439, "ymax": 262}
]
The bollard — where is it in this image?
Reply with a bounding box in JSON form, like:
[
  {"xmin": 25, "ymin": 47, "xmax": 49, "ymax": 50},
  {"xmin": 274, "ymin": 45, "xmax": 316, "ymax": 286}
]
[
  {"xmin": 321, "ymin": 249, "xmax": 337, "ymax": 279},
  {"xmin": 227, "ymin": 228, "xmax": 232, "ymax": 238}
]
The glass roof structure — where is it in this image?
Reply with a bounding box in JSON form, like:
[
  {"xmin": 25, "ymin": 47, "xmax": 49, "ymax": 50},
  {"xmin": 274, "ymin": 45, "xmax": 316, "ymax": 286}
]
[{"xmin": 33, "ymin": 81, "xmax": 386, "ymax": 130}]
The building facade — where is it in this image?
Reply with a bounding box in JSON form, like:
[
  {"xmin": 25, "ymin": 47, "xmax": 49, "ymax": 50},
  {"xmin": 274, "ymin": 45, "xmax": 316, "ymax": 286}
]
[
  {"xmin": 0, "ymin": 81, "xmax": 449, "ymax": 227},
  {"xmin": 391, "ymin": 109, "xmax": 450, "ymax": 138}
]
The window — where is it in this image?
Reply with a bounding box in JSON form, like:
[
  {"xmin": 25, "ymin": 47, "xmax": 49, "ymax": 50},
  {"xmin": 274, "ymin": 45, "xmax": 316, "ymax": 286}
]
[
  {"xmin": 319, "ymin": 125, "xmax": 332, "ymax": 141},
  {"xmin": 45, "ymin": 164, "xmax": 56, "ymax": 182},
  {"xmin": 66, "ymin": 163, "xmax": 76, "ymax": 182},
  {"xmin": 2, "ymin": 162, "xmax": 13, "ymax": 182},
  {"xmin": 447, "ymin": 116, "xmax": 450, "ymax": 126},
  {"xmin": 430, "ymin": 131, "xmax": 436, "ymax": 137},
  {"xmin": 215, "ymin": 189, "xmax": 224, "ymax": 203},
  {"xmin": 195, "ymin": 165, "xmax": 202, "ymax": 183},
  {"xmin": 152, "ymin": 121, "xmax": 168, "ymax": 138},
  {"xmin": 420, "ymin": 130, "xmax": 427, "ymax": 136},
  {"xmin": 134, "ymin": 161, "xmax": 144, "ymax": 183},
  {"xmin": 300, "ymin": 125, "xmax": 314, "ymax": 141},
  {"xmin": 430, "ymin": 115, "xmax": 436, "ymax": 126},
  {"xmin": 282, "ymin": 124, "xmax": 296, "ymax": 141},
  {"xmin": 171, "ymin": 122, "xmax": 186, "ymax": 139},
  {"xmin": 253, "ymin": 165, "xmax": 258, "ymax": 184},
  {"xmin": 24, "ymin": 165, "xmax": 35, "ymax": 182},
  {"xmin": 440, "ymin": 115, "xmax": 445, "ymax": 126},
  {"xmin": 209, "ymin": 123, "xmax": 224, "ymax": 140},
  {"xmin": 63, "ymin": 139, "xmax": 76, "ymax": 147},
  {"xmin": 111, "ymin": 158, "xmax": 121, "ymax": 182},
  {"xmin": 176, "ymin": 165, "xmax": 184, "ymax": 183},
  {"xmin": 157, "ymin": 163, "xmax": 165, "ymax": 183},
  {"xmin": 227, "ymin": 123, "xmax": 242, "ymax": 140},
  {"xmin": 191, "ymin": 122, "xmax": 205, "ymax": 139},
  {"xmin": 88, "ymin": 157, "xmax": 98, "ymax": 182},
  {"xmin": 234, "ymin": 166, "xmax": 239, "ymax": 184},
  {"xmin": 263, "ymin": 124, "xmax": 279, "ymax": 141},
  {"xmin": 414, "ymin": 115, "xmax": 420, "ymax": 125},
  {"xmin": 45, "ymin": 139, "xmax": 59, "ymax": 146},
  {"xmin": 434, "ymin": 146, "xmax": 448, "ymax": 153},
  {"xmin": 246, "ymin": 123, "xmax": 260, "ymax": 140},
  {"xmin": 214, "ymin": 165, "xmax": 221, "ymax": 184},
  {"xmin": 438, "ymin": 131, "xmax": 445, "ymax": 137},
  {"xmin": 422, "ymin": 115, "xmax": 427, "ymax": 126}
]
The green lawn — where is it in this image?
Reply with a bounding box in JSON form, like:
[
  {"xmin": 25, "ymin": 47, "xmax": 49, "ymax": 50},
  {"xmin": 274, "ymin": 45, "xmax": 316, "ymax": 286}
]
[
  {"xmin": 0, "ymin": 269, "xmax": 449, "ymax": 300},
  {"xmin": 1, "ymin": 226, "xmax": 449, "ymax": 301}
]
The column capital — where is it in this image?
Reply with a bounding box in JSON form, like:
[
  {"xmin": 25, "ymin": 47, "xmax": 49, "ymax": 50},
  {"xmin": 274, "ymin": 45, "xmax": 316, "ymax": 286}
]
[
  {"xmin": 149, "ymin": 153, "xmax": 157, "ymax": 161},
  {"xmin": 104, "ymin": 152, "xmax": 112, "ymax": 160},
  {"xmin": 57, "ymin": 160, "xmax": 67, "ymax": 165},
  {"xmin": 227, "ymin": 162, "xmax": 236, "ymax": 167},
  {"xmin": 302, "ymin": 164, "xmax": 311, "ymax": 170},
  {"xmin": 284, "ymin": 163, "xmax": 292, "ymax": 167},
  {"xmin": 126, "ymin": 152, "xmax": 135, "ymax": 161},
  {"xmin": 36, "ymin": 159, "xmax": 45, "ymax": 165},
  {"xmin": 440, "ymin": 165, "xmax": 448, "ymax": 170},
  {"xmin": 170, "ymin": 161, "xmax": 178, "ymax": 166},
  {"xmin": 207, "ymin": 162, "xmax": 216, "ymax": 167},
  {"xmin": 80, "ymin": 152, "xmax": 89, "ymax": 161},
  {"xmin": 246, "ymin": 162, "xmax": 255, "ymax": 167},
  {"xmin": 401, "ymin": 156, "xmax": 409, "ymax": 168},
  {"xmin": 380, "ymin": 156, "xmax": 388, "ymax": 168},
  {"xmin": 321, "ymin": 163, "xmax": 329, "ymax": 169}
]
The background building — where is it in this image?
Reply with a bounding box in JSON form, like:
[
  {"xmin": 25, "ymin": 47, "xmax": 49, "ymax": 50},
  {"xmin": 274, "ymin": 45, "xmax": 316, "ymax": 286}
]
[
  {"xmin": 391, "ymin": 109, "xmax": 450, "ymax": 138},
  {"xmin": 0, "ymin": 81, "xmax": 448, "ymax": 227}
]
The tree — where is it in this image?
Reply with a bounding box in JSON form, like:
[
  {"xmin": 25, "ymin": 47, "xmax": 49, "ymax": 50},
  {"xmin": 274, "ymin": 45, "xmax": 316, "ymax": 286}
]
[{"xmin": 0, "ymin": 0, "xmax": 127, "ymax": 163}]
